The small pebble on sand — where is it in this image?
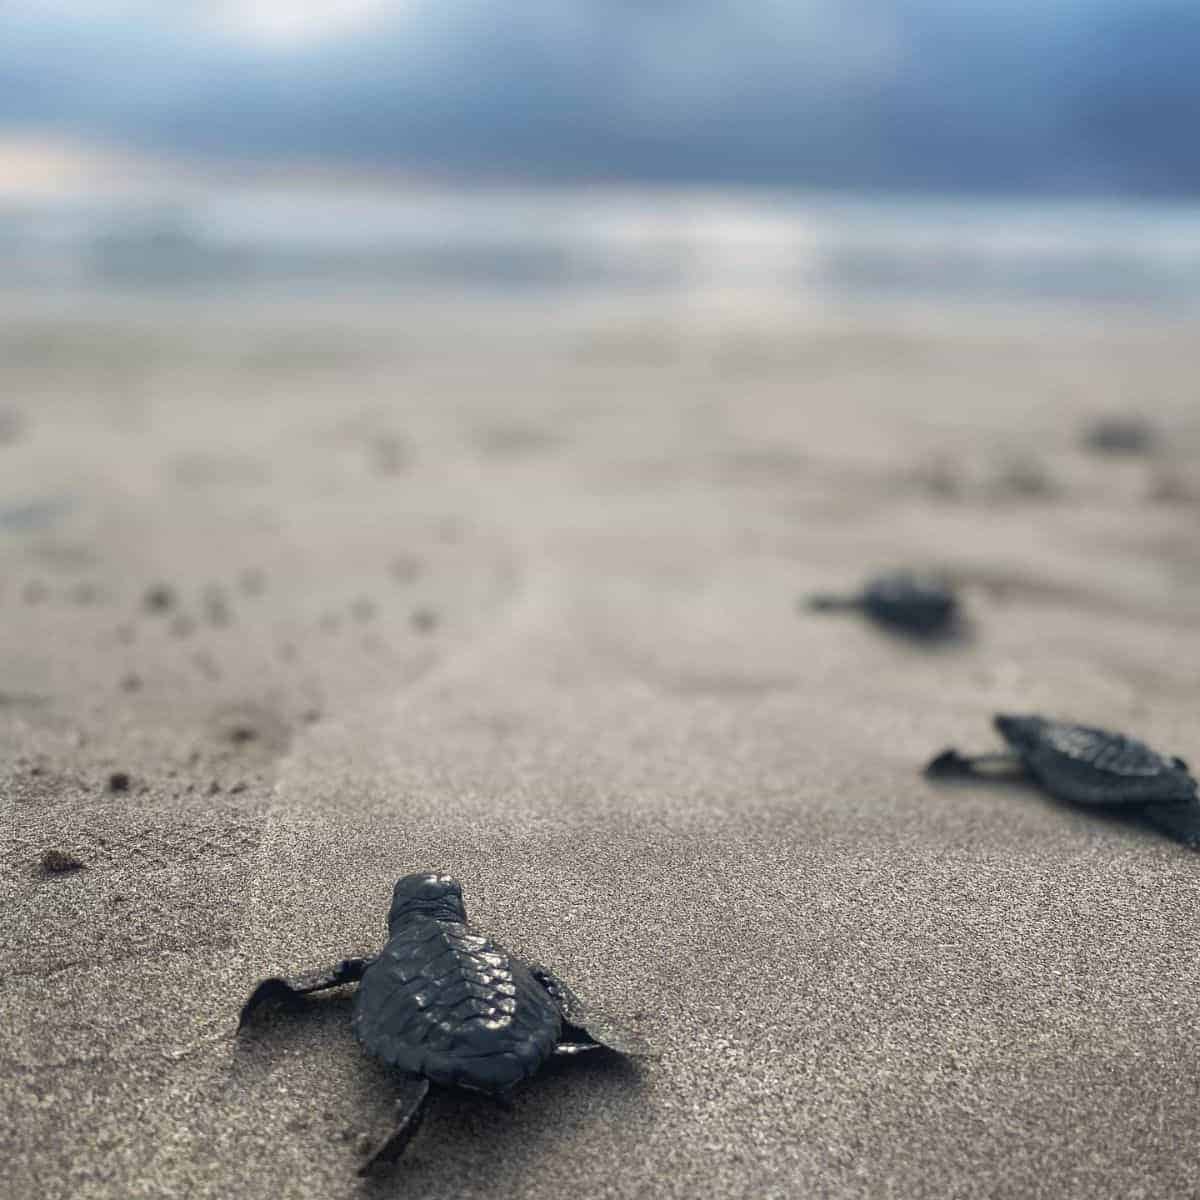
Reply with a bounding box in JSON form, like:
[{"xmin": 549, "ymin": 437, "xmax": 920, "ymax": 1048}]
[
  {"xmin": 0, "ymin": 409, "xmax": 23, "ymax": 444},
  {"xmin": 370, "ymin": 434, "xmax": 409, "ymax": 476},
  {"xmin": 238, "ymin": 568, "xmax": 266, "ymax": 596},
  {"xmin": 169, "ymin": 614, "xmax": 196, "ymax": 639},
  {"xmin": 411, "ymin": 607, "xmax": 438, "ymax": 634},
  {"xmin": 390, "ymin": 554, "xmax": 423, "ymax": 584},
  {"xmin": 203, "ymin": 586, "xmax": 233, "ymax": 627},
  {"xmin": 39, "ymin": 849, "xmax": 84, "ymax": 875},
  {"xmin": 144, "ymin": 585, "xmax": 175, "ymax": 613}
]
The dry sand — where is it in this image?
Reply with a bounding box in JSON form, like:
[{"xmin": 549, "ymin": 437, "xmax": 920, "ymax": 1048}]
[{"xmin": 4, "ymin": 293, "xmax": 1200, "ymax": 1199}]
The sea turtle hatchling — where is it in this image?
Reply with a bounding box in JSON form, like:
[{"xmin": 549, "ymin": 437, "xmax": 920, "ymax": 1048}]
[
  {"xmin": 926, "ymin": 714, "xmax": 1200, "ymax": 847},
  {"xmin": 237, "ymin": 872, "xmax": 643, "ymax": 1173},
  {"xmin": 806, "ymin": 570, "xmax": 959, "ymax": 637}
]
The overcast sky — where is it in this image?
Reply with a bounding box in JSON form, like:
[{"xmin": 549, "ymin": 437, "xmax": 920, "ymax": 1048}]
[{"xmin": 2, "ymin": 1, "xmax": 1197, "ymax": 194}]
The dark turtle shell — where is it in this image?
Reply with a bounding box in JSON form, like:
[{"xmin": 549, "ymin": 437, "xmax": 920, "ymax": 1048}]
[
  {"xmin": 995, "ymin": 714, "xmax": 1197, "ymax": 808},
  {"xmin": 351, "ymin": 874, "xmax": 563, "ymax": 1093},
  {"xmin": 861, "ymin": 572, "xmax": 957, "ymax": 635}
]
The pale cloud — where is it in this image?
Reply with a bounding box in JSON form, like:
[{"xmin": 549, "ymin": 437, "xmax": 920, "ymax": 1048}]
[
  {"xmin": 0, "ymin": 133, "xmax": 160, "ymax": 197},
  {"xmin": 210, "ymin": 0, "xmax": 411, "ymax": 46}
]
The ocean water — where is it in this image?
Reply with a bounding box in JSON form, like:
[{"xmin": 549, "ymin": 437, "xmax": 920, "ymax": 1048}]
[{"xmin": 4, "ymin": 182, "xmax": 1200, "ymax": 310}]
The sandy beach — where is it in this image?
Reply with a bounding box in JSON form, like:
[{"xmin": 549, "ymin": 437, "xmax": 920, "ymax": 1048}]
[{"xmin": 5, "ymin": 291, "xmax": 1200, "ymax": 1199}]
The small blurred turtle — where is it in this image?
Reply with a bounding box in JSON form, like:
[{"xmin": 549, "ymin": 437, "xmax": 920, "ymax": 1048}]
[
  {"xmin": 926, "ymin": 713, "xmax": 1200, "ymax": 848},
  {"xmin": 1082, "ymin": 415, "xmax": 1156, "ymax": 455},
  {"xmin": 805, "ymin": 570, "xmax": 959, "ymax": 637}
]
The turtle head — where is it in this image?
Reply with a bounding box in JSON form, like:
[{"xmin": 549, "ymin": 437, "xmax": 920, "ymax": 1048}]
[
  {"xmin": 993, "ymin": 713, "xmax": 1045, "ymax": 750},
  {"xmin": 388, "ymin": 872, "xmax": 467, "ymax": 931}
]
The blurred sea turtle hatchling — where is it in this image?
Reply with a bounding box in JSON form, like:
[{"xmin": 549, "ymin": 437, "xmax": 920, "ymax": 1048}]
[
  {"xmin": 1082, "ymin": 414, "xmax": 1157, "ymax": 455},
  {"xmin": 926, "ymin": 714, "xmax": 1200, "ymax": 848},
  {"xmin": 805, "ymin": 570, "xmax": 960, "ymax": 638},
  {"xmin": 238, "ymin": 872, "xmax": 644, "ymax": 1174}
]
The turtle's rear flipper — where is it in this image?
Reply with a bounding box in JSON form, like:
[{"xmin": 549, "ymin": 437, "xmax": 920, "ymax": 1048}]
[
  {"xmin": 528, "ymin": 963, "xmax": 650, "ymax": 1058},
  {"xmin": 1142, "ymin": 801, "xmax": 1200, "ymax": 849},
  {"xmin": 237, "ymin": 957, "xmax": 373, "ymax": 1030},
  {"xmin": 357, "ymin": 1075, "xmax": 431, "ymax": 1175},
  {"xmin": 924, "ymin": 749, "xmax": 1022, "ymax": 780}
]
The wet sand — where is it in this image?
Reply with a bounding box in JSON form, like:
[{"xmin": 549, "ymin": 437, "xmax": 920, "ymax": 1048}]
[{"xmin": 4, "ymin": 293, "xmax": 1200, "ymax": 1199}]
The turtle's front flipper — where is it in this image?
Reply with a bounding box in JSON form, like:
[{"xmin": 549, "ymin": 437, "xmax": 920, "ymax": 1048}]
[
  {"xmin": 804, "ymin": 593, "xmax": 861, "ymax": 614},
  {"xmin": 924, "ymin": 749, "xmax": 1023, "ymax": 780},
  {"xmin": 527, "ymin": 963, "xmax": 649, "ymax": 1058},
  {"xmin": 356, "ymin": 1075, "xmax": 431, "ymax": 1175},
  {"xmin": 238, "ymin": 957, "xmax": 373, "ymax": 1030},
  {"xmin": 1142, "ymin": 801, "xmax": 1200, "ymax": 849}
]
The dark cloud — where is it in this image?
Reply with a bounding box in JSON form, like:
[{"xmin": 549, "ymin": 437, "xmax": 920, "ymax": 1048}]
[{"xmin": 1, "ymin": 2, "xmax": 1198, "ymax": 194}]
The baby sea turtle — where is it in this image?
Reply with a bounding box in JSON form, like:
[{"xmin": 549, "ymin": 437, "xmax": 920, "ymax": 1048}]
[
  {"xmin": 1083, "ymin": 415, "xmax": 1156, "ymax": 456},
  {"xmin": 238, "ymin": 872, "xmax": 642, "ymax": 1173},
  {"xmin": 806, "ymin": 570, "xmax": 959, "ymax": 637},
  {"xmin": 926, "ymin": 714, "xmax": 1200, "ymax": 847}
]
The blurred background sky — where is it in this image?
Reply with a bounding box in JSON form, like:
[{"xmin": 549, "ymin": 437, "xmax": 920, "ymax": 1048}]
[
  {"xmin": 3, "ymin": 0, "xmax": 1198, "ymax": 193},
  {"xmin": 3, "ymin": 1, "xmax": 1200, "ymax": 306}
]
